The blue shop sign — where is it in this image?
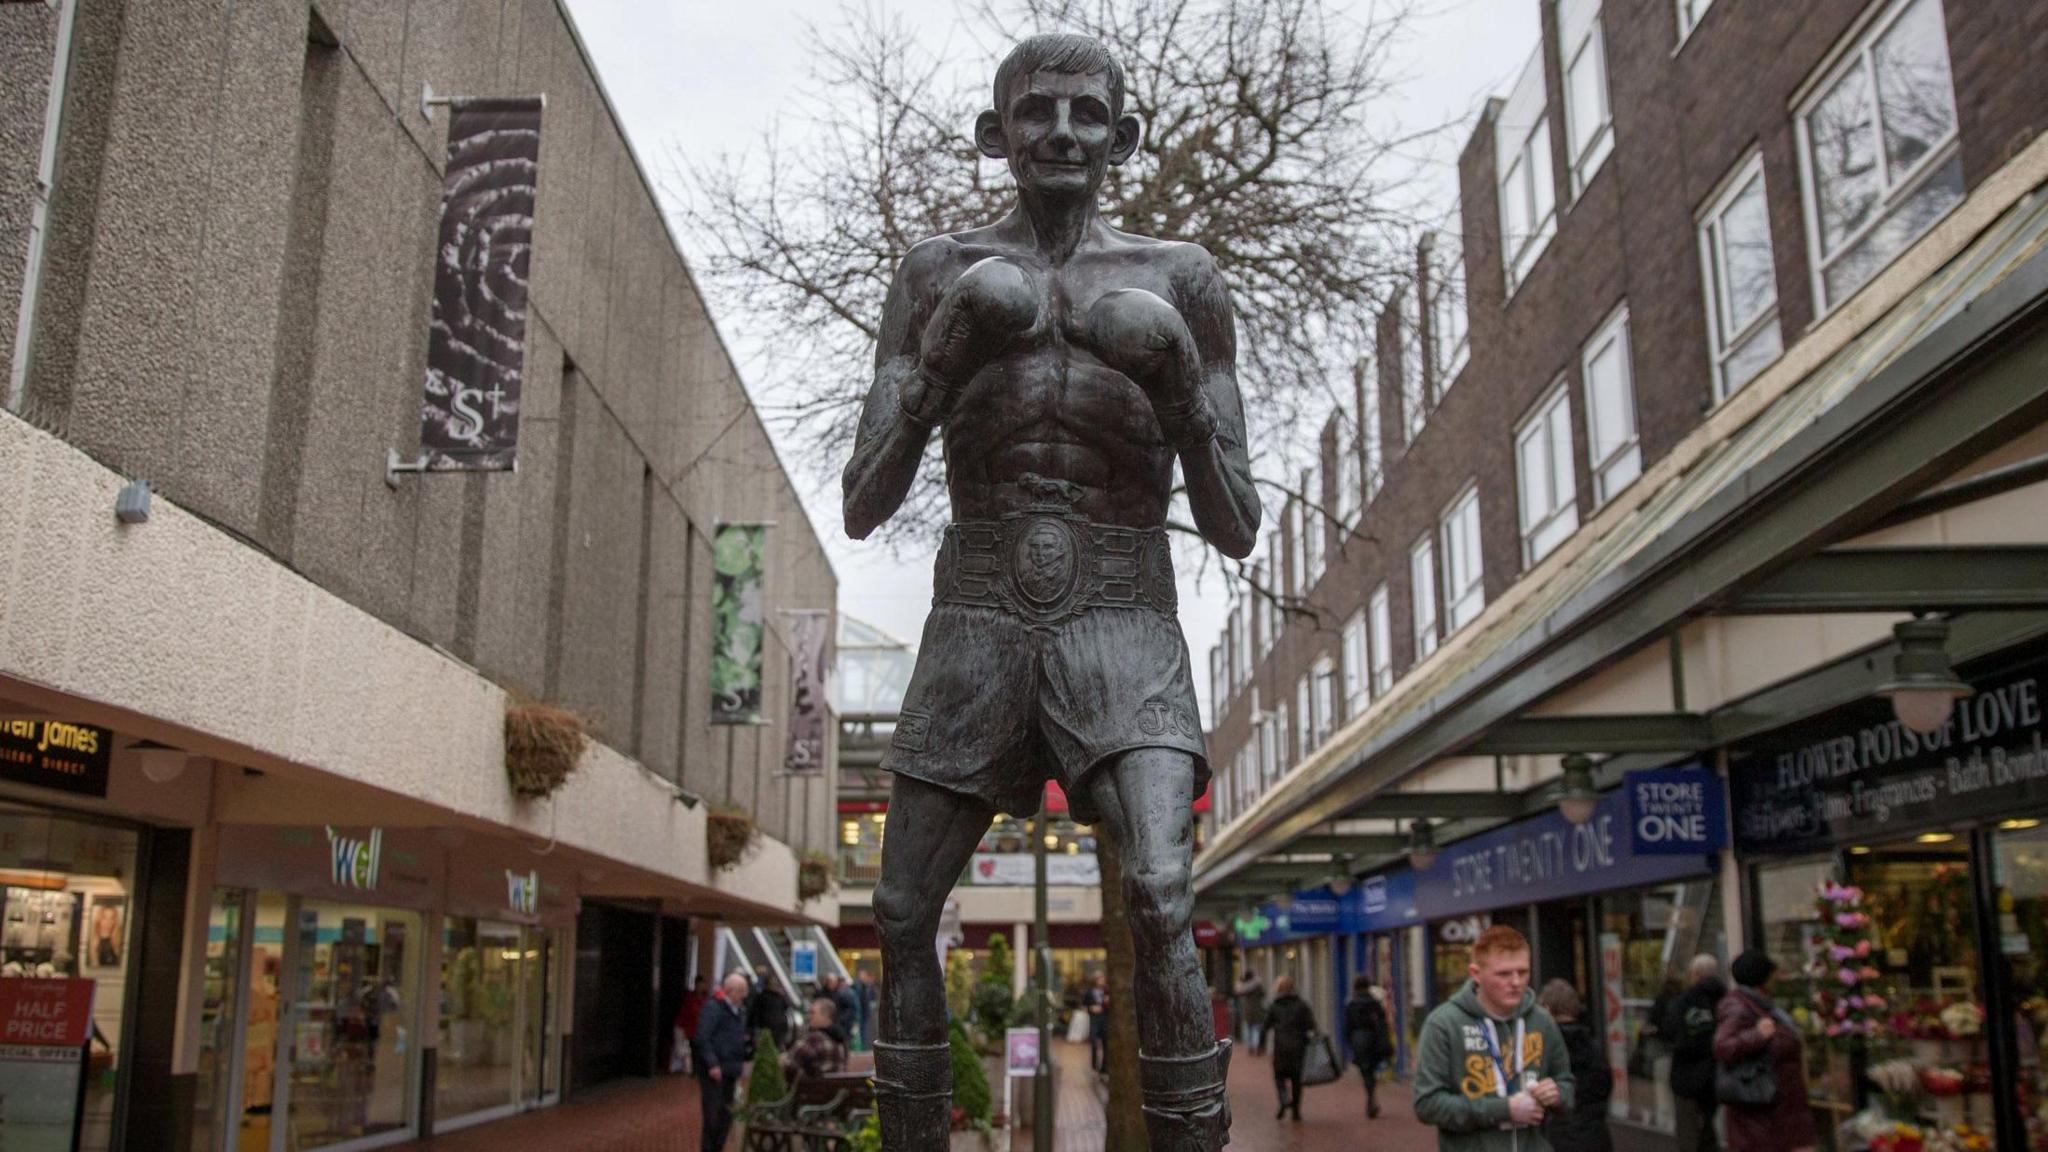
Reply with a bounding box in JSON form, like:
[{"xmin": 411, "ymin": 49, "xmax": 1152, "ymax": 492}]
[
  {"xmin": 1625, "ymin": 766, "xmax": 1728, "ymax": 856},
  {"xmin": 1340, "ymin": 868, "xmax": 1421, "ymax": 935},
  {"xmin": 1259, "ymin": 886, "xmax": 1342, "ymax": 941},
  {"xmin": 1413, "ymin": 788, "xmax": 1714, "ymax": 920}
]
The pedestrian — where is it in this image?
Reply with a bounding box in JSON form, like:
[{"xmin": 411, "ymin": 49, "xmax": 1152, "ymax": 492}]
[
  {"xmin": 856, "ymin": 970, "xmax": 878, "ymax": 1051},
  {"xmin": 748, "ymin": 975, "xmax": 794, "ymax": 1052},
  {"xmin": 826, "ymin": 974, "xmax": 861, "ymax": 1050},
  {"xmin": 1414, "ymin": 924, "xmax": 1574, "ymax": 1150},
  {"xmin": 1537, "ymin": 979, "xmax": 1613, "ymax": 1152},
  {"xmin": 1712, "ymin": 950, "xmax": 1815, "ymax": 1152},
  {"xmin": 1235, "ymin": 969, "xmax": 1267, "ymax": 1049},
  {"xmin": 1343, "ymin": 975, "xmax": 1394, "ymax": 1119},
  {"xmin": 782, "ymin": 995, "xmax": 851, "ymax": 1081},
  {"xmin": 696, "ymin": 972, "xmax": 752, "ymax": 1152},
  {"xmin": 672, "ymin": 975, "xmax": 708, "ymax": 1075},
  {"xmin": 1665, "ymin": 954, "xmax": 1727, "ymax": 1152},
  {"xmin": 1083, "ymin": 971, "xmax": 1110, "ymax": 1072},
  {"xmin": 1260, "ymin": 974, "xmax": 1318, "ymax": 1122}
]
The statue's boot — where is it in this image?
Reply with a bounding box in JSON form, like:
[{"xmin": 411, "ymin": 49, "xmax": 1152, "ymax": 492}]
[
  {"xmin": 873, "ymin": 1039, "xmax": 952, "ymax": 1151},
  {"xmin": 1139, "ymin": 1039, "xmax": 1233, "ymax": 1151}
]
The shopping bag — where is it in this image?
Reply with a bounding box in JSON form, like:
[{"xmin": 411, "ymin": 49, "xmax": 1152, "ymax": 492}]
[
  {"xmin": 1300, "ymin": 1033, "xmax": 1341, "ymax": 1086},
  {"xmin": 1066, "ymin": 1010, "xmax": 1091, "ymax": 1044}
]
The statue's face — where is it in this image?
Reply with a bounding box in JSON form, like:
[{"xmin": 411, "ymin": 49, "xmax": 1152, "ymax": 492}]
[{"xmin": 997, "ymin": 70, "xmax": 1118, "ymax": 199}]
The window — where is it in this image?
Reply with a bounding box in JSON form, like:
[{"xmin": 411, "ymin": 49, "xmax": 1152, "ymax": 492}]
[
  {"xmin": 1288, "ymin": 502, "xmax": 1305, "ymax": 596},
  {"xmin": 1260, "ymin": 703, "xmax": 1281, "ymax": 787},
  {"xmin": 1796, "ymin": 0, "xmax": 1961, "ymax": 312},
  {"xmin": 1410, "ymin": 535, "xmax": 1439, "ymax": 661},
  {"xmin": 1301, "ymin": 468, "xmax": 1325, "ymax": 586},
  {"xmin": 1676, "ymin": 0, "xmax": 1718, "ymax": 43},
  {"xmin": 1229, "ymin": 602, "xmax": 1249, "ymax": 688},
  {"xmin": 1401, "ymin": 290, "xmax": 1426, "ymax": 444},
  {"xmin": 1360, "ymin": 360, "xmax": 1385, "ymax": 499},
  {"xmin": 1259, "ymin": 541, "xmax": 1280, "ymax": 656},
  {"xmin": 1699, "ymin": 155, "xmax": 1784, "ymax": 398},
  {"xmin": 1582, "ymin": 307, "xmax": 1641, "ymax": 505},
  {"xmin": 1336, "ymin": 426, "xmax": 1362, "ymax": 528},
  {"xmin": 1311, "ymin": 658, "xmax": 1336, "ymax": 746},
  {"xmin": 1341, "ymin": 612, "xmax": 1369, "ymax": 718},
  {"xmin": 1515, "ymin": 382, "xmax": 1579, "ymax": 565},
  {"xmin": 1367, "ymin": 584, "xmax": 1394, "ymax": 694},
  {"xmin": 1440, "ymin": 486, "xmax": 1484, "ymax": 633},
  {"xmin": 1428, "ymin": 226, "xmax": 1469, "ymax": 390},
  {"xmin": 1294, "ymin": 672, "xmax": 1310, "ymax": 754},
  {"xmin": 1559, "ymin": 0, "xmax": 1613, "ymax": 195},
  {"xmin": 1208, "ymin": 647, "xmax": 1225, "ymax": 722},
  {"xmin": 1497, "ymin": 48, "xmax": 1557, "ymax": 294}
]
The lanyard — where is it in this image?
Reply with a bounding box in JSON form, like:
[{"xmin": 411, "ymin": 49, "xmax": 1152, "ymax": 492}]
[{"xmin": 1481, "ymin": 1017, "xmax": 1526, "ymax": 1098}]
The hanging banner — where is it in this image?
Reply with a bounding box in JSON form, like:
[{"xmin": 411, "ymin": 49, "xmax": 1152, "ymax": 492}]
[
  {"xmin": 783, "ymin": 610, "xmax": 831, "ymax": 772},
  {"xmin": 710, "ymin": 524, "xmax": 768, "ymax": 724},
  {"xmin": 419, "ymin": 97, "xmax": 543, "ymax": 470}
]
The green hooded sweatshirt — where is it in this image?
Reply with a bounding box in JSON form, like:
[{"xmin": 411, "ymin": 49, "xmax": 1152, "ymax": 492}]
[{"xmin": 1413, "ymin": 980, "xmax": 1576, "ymax": 1152}]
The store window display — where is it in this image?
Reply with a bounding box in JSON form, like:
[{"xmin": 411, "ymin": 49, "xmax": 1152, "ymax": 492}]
[
  {"xmin": 1993, "ymin": 821, "xmax": 2048, "ymax": 1150},
  {"xmin": 1600, "ymin": 878, "xmax": 1726, "ymax": 1135}
]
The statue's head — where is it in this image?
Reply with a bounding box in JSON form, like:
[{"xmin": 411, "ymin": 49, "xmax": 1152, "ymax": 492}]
[{"xmin": 977, "ymin": 34, "xmax": 1142, "ymax": 201}]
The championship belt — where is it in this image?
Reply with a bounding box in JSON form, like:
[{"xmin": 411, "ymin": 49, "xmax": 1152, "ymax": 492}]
[{"xmin": 934, "ymin": 475, "xmax": 1177, "ymax": 625}]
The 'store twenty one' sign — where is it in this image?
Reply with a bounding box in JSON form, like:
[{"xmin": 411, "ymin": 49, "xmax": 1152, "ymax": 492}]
[{"xmin": 1625, "ymin": 767, "xmax": 1728, "ymax": 856}]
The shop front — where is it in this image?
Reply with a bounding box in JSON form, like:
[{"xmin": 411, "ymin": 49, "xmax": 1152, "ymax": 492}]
[
  {"xmin": 433, "ymin": 848, "xmax": 576, "ymax": 1131},
  {"xmin": 1406, "ymin": 782, "xmax": 1729, "ymax": 1146},
  {"xmin": 1729, "ymin": 645, "xmax": 2048, "ymax": 1151}
]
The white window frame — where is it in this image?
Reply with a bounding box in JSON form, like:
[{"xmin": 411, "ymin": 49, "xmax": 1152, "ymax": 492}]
[
  {"xmin": 1315, "ymin": 658, "xmax": 1338, "ymax": 744},
  {"xmin": 1341, "ymin": 611, "xmax": 1368, "ymax": 718},
  {"xmin": 1410, "ymin": 535, "xmax": 1439, "ymax": 661},
  {"xmin": 1428, "ymin": 226, "xmax": 1469, "ymax": 391},
  {"xmin": 1581, "ymin": 306, "xmax": 1641, "ymax": 507},
  {"xmin": 1208, "ymin": 646, "xmax": 1225, "ymax": 723},
  {"xmin": 1288, "ymin": 502, "xmax": 1306, "ymax": 596},
  {"xmin": 1401, "ymin": 290, "xmax": 1426, "ymax": 444},
  {"xmin": 1259, "ymin": 540, "xmax": 1280, "ymax": 657},
  {"xmin": 1440, "ymin": 485, "xmax": 1485, "ymax": 634},
  {"xmin": 1675, "ymin": 0, "xmax": 1718, "ymax": 45},
  {"xmin": 1293, "ymin": 676, "xmax": 1311, "ymax": 759},
  {"xmin": 1698, "ymin": 154, "xmax": 1783, "ymax": 401},
  {"xmin": 1230, "ymin": 602, "xmax": 1249, "ymax": 689},
  {"xmin": 1361, "ymin": 360, "xmax": 1385, "ymax": 500},
  {"xmin": 1515, "ymin": 381, "xmax": 1579, "ymax": 566},
  {"xmin": 1260, "ymin": 703, "xmax": 1281, "ymax": 787},
  {"xmin": 1301, "ymin": 467, "xmax": 1325, "ymax": 586},
  {"xmin": 1367, "ymin": 584, "xmax": 1394, "ymax": 695},
  {"xmin": 1497, "ymin": 48, "xmax": 1557, "ymax": 295},
  {"xmin": 1336, "ymin": 426, "xmax": 1362, "ymax": 528},
  {"xmin": 1559, "ymin": 0, "xmax": 1614, "ymax": 196},
  {"xmin": 1793, "ymin": 0, "xmax": 1961, "ymax": 315}
]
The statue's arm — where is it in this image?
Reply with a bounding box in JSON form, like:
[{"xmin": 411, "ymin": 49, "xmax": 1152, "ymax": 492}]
[
  {"xmin": 842, "ymin": 246, "xmax": 941, "ymax": 540},
  {"xmin": 1178, "ymin": 254, "xmax": 1261, "ymax": 558}
]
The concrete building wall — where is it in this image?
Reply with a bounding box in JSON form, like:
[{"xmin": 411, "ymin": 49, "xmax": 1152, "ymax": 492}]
[{"xmin": 2, "ymin": 0, "xmax": 836, "ymax": 849}]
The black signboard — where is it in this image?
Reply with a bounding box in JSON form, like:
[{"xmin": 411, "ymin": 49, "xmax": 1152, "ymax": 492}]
[
  {"xmin": 0, "ymin": 721, "xmax": 112, "ymax": 797},
  {"xmin": 419, "ymin": 98, "xmax": 543, "ymax": 470},
  {"xmin": 1730, "ymin": 659, "xmax": 2048, "ymax": 854}
]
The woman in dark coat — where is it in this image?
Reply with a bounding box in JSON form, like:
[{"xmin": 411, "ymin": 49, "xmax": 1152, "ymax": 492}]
[
  {"xmin": 1343, "ymin": 975, "xmax": 1394, "ymax": 1118},
  {"xmin": 1260, "ymin": 974, "xmax": 1318, "ymax": 1122},
  {"xmin": 1712, "ymin": 950, "xmax": 1817, "ymax": 1152},
  {"xmin": 1538, "ymin": 979, "xmax": 1614, "ymax": 1152}
]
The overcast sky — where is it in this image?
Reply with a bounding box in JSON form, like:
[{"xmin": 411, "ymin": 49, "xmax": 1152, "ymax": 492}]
[{"xmin": 560, "ymin": 0, "xmax": 1540, "ymax": 723}]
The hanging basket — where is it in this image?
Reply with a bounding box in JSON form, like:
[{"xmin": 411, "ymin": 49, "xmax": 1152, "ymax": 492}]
[
  {"xmin": 504, "ymin": 703, "xmax": 588, "ymax": 800},
  {"xmin": 708, "ymin": 806, "xmax": 759, "ymax": 871},
  {"xmin": 798, "ymin": 851, "xmax": 835, "ymax": 901}
]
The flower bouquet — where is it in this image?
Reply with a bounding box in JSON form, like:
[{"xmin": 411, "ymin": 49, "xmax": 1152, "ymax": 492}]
[
  {"xmin": 1811, "ymin": 882, "xmax": 1890, "ymax": 1044},
  {"xmin": 1925, "ymin": 1124, "xmax": 1992, "ymax": 1152},
  {"xmin": 1870, "ymin": 1124, "xmax": 1927, "ymax": 1152}
]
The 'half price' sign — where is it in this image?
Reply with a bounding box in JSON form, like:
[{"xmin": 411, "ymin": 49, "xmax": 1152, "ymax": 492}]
[{"xmin": 0, "ymin": 978, "xmax": 96, "ymax": 1046}]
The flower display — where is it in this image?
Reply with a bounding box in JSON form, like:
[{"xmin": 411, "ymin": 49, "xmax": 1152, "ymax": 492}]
[
  {"xmin": 1924, "ymin": 1124, "xmax": 1993, "ymax": 1152},
  {"xmin": 1811, "ymin": 882, "xmax": 1890, "ymax": 1041},
  {"xmin": 1939, "ymin": 1000, "xmax": 1984, "ymax": 1038},
  {"xmin": 1871, "ymin": 1124, "xmax": 1926, "ymax": 1152}
]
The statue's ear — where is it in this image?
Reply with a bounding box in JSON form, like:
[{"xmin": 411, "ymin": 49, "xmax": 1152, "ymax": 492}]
[
  {"xmin": 1109, "ymin": 114, "xmax": 1143, "ymax": 165},
  {"xmin": 975, "ymin": 110, "xmax": 1007, "ymax": 160}
]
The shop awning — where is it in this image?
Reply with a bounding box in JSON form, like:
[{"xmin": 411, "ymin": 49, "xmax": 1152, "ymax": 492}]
[{"xmin": 1198, "ymin": 181, "xmax": 2048, "ymax": 892}]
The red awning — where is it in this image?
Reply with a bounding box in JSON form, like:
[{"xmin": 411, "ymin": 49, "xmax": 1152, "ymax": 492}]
[{"xmin": 1045, "ymin": 780, "xmax": 1210, "ymax": 814}]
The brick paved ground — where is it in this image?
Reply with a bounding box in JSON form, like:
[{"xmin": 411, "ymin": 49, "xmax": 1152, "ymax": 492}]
[{"xmin": 386, "ymin": 1041, "xmax": 1441, "ymax": 1152}]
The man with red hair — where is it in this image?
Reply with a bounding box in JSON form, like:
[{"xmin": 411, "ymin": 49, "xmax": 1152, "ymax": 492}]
[{"xmin": 1414, "ymin": 924, "xmax": 1576, "ymax": 1151}]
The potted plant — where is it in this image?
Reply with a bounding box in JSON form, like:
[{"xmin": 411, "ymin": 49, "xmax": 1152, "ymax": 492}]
[
  {"xmin": 708, "ymin": 806, "xmax": 759, "ymax": 872},
  {"xmin": 798, "ymin": 850, "xmax": 835, "ymax": 902},
  {"xmin": 505, "ymin": 703, "xmax": 588, "ymax": 799}
]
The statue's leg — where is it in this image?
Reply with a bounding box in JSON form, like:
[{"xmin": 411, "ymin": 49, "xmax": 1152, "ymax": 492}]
[
  {"xmin": 1088, "ymin": 747, "xmax": 1232, "ymax": 1150},
  {"xmin": 873, "ymin": 774, "xmax": 994, "ymax": 1151}
]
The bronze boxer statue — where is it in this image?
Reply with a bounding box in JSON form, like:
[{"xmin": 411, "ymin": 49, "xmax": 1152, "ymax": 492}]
[{"xmin": 843, "ymin": 33, "xmax": 1259, "ymax": 1151}]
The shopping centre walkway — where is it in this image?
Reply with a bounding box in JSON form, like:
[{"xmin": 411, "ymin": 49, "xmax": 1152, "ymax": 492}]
[{"xmin": 386, "ymin": 1041, "xmax": 1439, "ymax": 1151}]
